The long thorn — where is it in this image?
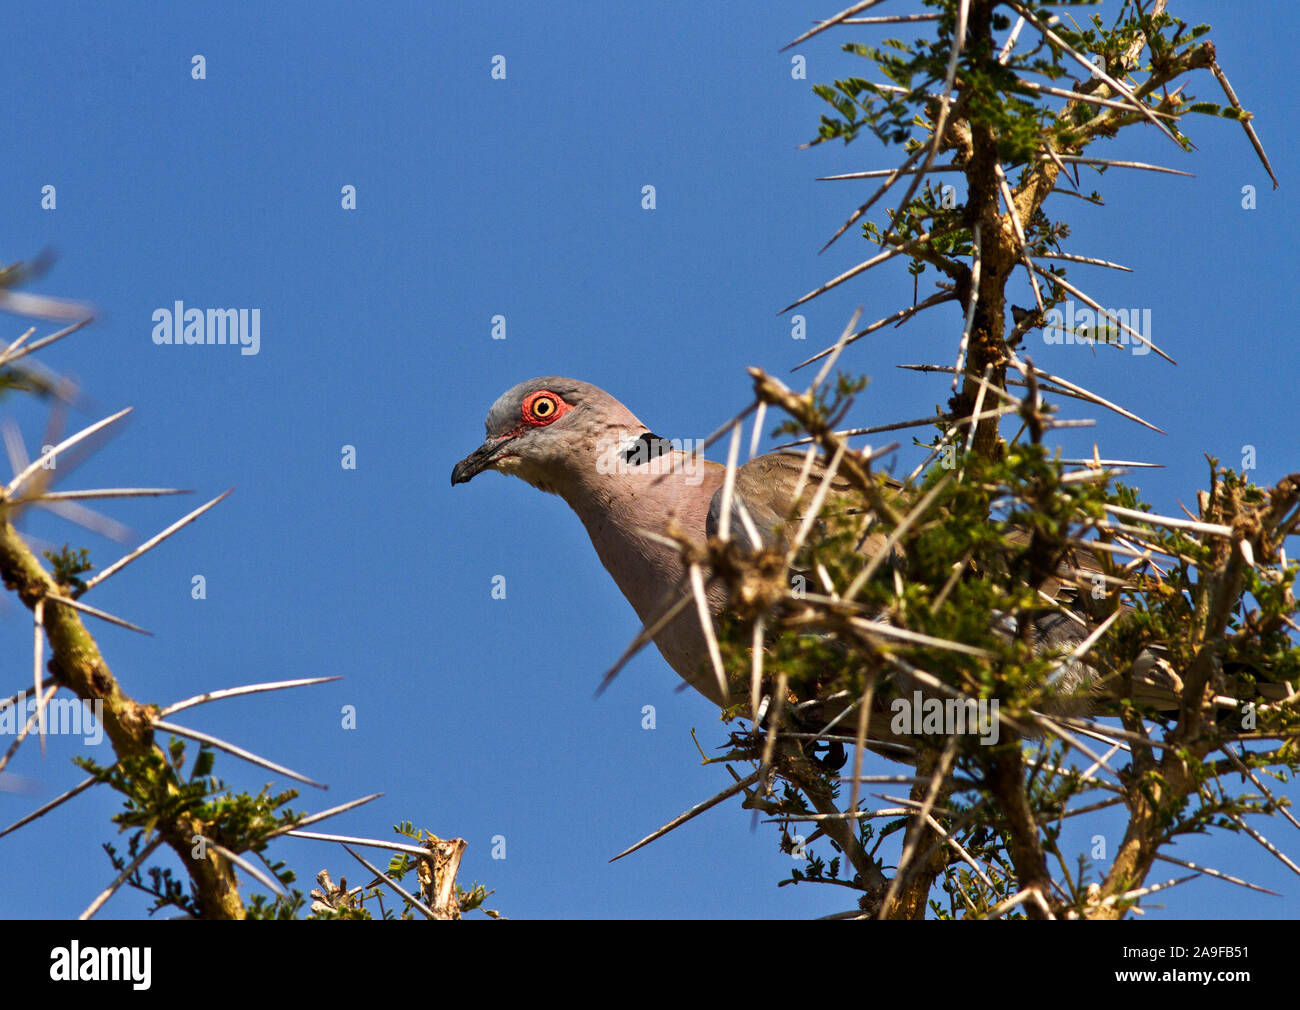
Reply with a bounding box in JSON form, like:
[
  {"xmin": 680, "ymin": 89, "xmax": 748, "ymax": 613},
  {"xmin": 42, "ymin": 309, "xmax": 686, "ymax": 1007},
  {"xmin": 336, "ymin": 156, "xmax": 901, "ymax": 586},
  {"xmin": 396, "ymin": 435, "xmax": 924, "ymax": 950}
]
[
  {"xmin": 1030, "ymin": 263, "xmax": 1175, "ymax": 363},
  {"xmin": 716, "ymin": 421, "xmax": 743, "ymax": 542},
  {"xmin": 811, "ymin": 306, "xmax": 863, "ymax": 391},
  {"xmin": 10, "ymin": 487, "xmax": 191, "ymax": 505},
  {"xmin": 0, "ymin": 773, "xmax": 99, "ymax": 838},
  {"xmin": 610, "ymin": 770, "xmax": 762, "ymax": 862},
  {"xmin": 265, "ymin": 793, "xmax": 384, "ymax": 839},
  {"xmin": 0, "ymin": 683, "xmax": 57, "ymax": 777},
  {"xmin": 597, "ymin": 584, "xmax": 693, "ymax": 695},
  {"xmin": 689, "ymin": 563, "xmax": 728, "ymax": 703},
  {"xmin": 952, "ymin": 223, "xmax": 982, "ymax": 391},
  {"xmin": 792, "ymin": 292, "xmax": 956, "ymax": 372},
  {"xmin": 79, "ymin": 835, "xmax": 163, "ymax": 920},
  {"xmin": 782, "ymin": 0, "xmax": 887, "ymax": 51},
  {"xmin": 45, "ymin": 593, "xmax": 151, "ymax": 635},
  {"xmin": 342, "ymin": 844, "xmax": 436, "ymax": 920},
  {"xmin": 0, "ymin": 316, "xmax": 94, "ymax": 368},
  {"xmin": 1052, "ymin": 155, "xmax": 1192, "ymax": 177},
  {"xmin": 1037, "ymin": 252, "xmax": 1132, "ymax": 272},
  {"xmin": 151, "ymin": 718, "xmax": 327, "ymax": 789},
  {"xmin": 1208, "ymin": 60, "xmax": 1277, "ymax": 188},
  {"xmin": 209, "ymin": 841, "xmax": 286, "ymax": 896},
  {"xmin": 78, "ymin": 488, "xmax": 234, "ymax": 595},
  {"xmin": 289, "ymin": 830, "xmax": 429, "ymax": 857},
  {"xmin": 33, "ymin": 599, "xmax": 46, "ymax": 754},
  {"xmin": 5, "ymin": 406, "xmax": 132, "ymax": 497},
  {"xmin": 161, "ymin": 676, "xmax": 342, "ymax": 718},
  {"xmin": 780, "ymin": 226, "xmax": 960, "ymax": 314},
  {"xmin": 1152, "ymin": 853, "xmax": 1279, "ymax": 896},
  {"xmin": 995, "ymin": 164, "xmax": 1044, "ymax": 313}
]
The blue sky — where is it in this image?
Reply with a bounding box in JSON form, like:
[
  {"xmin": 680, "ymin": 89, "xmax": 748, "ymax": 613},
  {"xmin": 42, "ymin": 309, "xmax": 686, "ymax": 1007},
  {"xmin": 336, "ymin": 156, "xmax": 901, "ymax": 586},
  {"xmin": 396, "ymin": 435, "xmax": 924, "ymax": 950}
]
[{"xmin": 1, "ymin": 1, "xmax": 1296, "ymax": 919}]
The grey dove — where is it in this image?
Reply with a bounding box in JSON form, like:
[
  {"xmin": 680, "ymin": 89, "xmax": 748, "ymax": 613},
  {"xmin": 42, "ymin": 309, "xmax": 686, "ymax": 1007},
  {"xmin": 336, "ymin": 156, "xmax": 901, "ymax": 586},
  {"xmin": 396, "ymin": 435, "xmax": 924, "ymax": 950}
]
[
  {"xmin": 451, "ymin": 376, "xmax": 758, "ymax": 707},
  {"xmin": 451, "ymin": 377, "xmax": 1110, "ymax": 727}
]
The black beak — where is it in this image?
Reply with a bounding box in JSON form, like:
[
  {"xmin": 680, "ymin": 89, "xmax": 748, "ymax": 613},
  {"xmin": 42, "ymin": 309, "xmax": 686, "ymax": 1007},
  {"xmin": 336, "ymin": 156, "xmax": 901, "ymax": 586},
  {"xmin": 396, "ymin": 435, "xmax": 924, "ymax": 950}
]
[{"xmin": 451, "ymin": 437, "xmax": 512, "ymax": 486}]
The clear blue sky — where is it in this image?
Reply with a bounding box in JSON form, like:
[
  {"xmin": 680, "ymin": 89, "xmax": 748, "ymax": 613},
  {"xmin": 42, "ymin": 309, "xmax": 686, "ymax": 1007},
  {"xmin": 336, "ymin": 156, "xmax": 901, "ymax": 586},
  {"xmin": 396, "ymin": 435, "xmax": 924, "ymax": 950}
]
[{"xmin": 1, "ymin": 1, "xmax": 1296, "ymax": 919}]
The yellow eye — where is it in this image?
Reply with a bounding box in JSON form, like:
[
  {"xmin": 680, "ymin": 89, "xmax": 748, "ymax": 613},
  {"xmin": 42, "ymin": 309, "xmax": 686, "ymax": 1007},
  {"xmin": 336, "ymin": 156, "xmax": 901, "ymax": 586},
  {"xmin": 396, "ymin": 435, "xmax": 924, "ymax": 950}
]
[{"xmin": 523, "ymin": 391, "xmax": 565, "ymax": 426}]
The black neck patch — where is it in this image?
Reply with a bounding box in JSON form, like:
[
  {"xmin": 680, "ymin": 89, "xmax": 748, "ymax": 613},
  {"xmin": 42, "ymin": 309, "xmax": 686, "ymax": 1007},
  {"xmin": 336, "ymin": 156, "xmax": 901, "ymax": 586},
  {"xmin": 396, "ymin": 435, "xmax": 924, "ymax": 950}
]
[{"xmin": 622, "ymin": 432, "xmax": 674, "ymax": 465}]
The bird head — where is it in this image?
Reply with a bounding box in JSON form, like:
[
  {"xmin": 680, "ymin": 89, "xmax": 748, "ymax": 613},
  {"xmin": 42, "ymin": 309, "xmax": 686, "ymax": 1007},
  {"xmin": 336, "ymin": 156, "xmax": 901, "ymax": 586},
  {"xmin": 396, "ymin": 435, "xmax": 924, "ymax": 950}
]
[{"xmin": 451, "ymin": 377, "xmax": 650, "ymax": 495}]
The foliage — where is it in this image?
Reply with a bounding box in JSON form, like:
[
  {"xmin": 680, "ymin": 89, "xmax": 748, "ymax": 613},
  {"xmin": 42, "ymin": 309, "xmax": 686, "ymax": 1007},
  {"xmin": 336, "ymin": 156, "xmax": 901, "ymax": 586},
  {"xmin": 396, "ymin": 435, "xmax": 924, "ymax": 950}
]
[{"xmin": 689, "ymin": 0, "xmax": 1297, "ymax": 919}]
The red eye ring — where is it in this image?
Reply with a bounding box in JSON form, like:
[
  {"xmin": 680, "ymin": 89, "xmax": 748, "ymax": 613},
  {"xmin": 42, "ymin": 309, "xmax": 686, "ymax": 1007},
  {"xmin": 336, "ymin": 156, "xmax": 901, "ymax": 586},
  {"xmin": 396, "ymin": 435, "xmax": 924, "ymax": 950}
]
[{"xmin": 522, "ymin": 390, "xmax": 569, "ymax": 427}]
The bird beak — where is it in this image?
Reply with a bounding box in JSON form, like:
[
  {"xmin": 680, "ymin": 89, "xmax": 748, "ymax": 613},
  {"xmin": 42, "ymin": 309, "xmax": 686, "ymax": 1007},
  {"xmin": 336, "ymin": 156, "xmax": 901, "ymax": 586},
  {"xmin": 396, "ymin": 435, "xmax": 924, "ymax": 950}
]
[{"xmin": 451, "ymin": 436, "xmax": 513, "ymax": 486}]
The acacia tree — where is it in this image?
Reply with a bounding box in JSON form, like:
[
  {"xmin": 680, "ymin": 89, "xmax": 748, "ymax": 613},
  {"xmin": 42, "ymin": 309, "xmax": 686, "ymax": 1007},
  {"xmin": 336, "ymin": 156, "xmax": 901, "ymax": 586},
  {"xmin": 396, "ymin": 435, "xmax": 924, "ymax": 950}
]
[
  {"xmin": 616, "ymin": 0, "xmax": 1298, "ymax": 920},
  {"xmin": 2, "ymin": 1, "xmax": 1294, "ymax": 923},
  {"xmin": 0, "ymin": 271, "xmax": 494, "ymax": 920}
]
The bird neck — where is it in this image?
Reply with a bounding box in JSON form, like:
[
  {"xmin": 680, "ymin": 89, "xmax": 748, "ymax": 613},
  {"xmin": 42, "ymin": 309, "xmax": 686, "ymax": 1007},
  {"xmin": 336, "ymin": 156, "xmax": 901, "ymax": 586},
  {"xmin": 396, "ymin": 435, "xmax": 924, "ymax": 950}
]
[{"xmin": 557, "ymin": 457, "xmax": 724, "ymax": 613}]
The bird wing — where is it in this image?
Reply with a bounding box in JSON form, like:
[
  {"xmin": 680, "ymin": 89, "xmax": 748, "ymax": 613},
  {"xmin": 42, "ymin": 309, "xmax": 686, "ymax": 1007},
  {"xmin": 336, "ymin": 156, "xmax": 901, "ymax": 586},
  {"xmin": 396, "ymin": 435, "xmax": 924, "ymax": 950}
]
[
  {"xmin": 706, "ymin": 450, "xmax": 900, "ymax": 555},
  {"xmin": 709, "ymin": 449, "xmax": 1110, "ymax": 602},
  {"xmin": 704, "ymin": 450, "xmax": 1152, "ymax": 712}
]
